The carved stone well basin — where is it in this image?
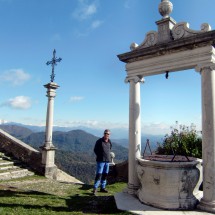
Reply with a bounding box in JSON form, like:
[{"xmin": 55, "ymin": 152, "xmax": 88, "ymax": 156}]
[{"xmin": 137, "ymin": 155, "xmax": 203, "ymax": 210}]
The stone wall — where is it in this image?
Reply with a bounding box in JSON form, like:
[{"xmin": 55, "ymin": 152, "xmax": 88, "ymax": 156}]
[
  {"xmin": 0, "ymin": 128, "xmax": 44, "ymax": 174},
  {"xmin": 108, "ymin": 160, "xmax": 128, "ymax": 184}
]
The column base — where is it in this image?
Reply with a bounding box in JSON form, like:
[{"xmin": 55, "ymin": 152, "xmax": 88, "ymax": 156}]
[
  {"xmin": 43, "ymin": 165, "xmax": 58, "ymax": 179},
  {"xmin": 124, "ymin": 183, "xmax": 140, "ymax": 195},
  {"xmin": 197, "ymin": 199, "xmax": 215, "ymax": 213},
  {"xmin": 40, "ymin": 145, "xmax": 57, "ymax": 167}
]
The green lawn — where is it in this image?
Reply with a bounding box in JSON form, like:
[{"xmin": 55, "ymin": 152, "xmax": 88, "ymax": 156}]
[{"xmin": 0, "ymin": 176, "xmax": 132, "ymax": 215}]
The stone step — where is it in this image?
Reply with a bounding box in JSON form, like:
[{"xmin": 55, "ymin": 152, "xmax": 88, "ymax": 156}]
[
  {"xmin": 0, "ymin": 155, "xmax": 17, "ymax": 161},
  {"xmin": 0, "ymin": 169, "xmax": 34, "ymax": 180},
  {"xmin": 0, "ymin": 160, "xmax": 14, "ymax": 166},
  {"xmin": 0, "ymin": 165, "xmax": 19, "ymax": 171},
  {"xmin": 0, "ymin": 150, "xmax": 35, "ymax": 180}
]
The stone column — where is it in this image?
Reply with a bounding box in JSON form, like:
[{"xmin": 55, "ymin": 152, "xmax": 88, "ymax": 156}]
[
  {"xmin": 196, "ymin": 64, "xmax": 215, "ymax": 213},
  {"xmin": 125, "ymin": 75, "xmax": 144, "ymax": 195},
  {"xmin": 41, "ymin": 82, "xmax": 59, "ymax": 178}
]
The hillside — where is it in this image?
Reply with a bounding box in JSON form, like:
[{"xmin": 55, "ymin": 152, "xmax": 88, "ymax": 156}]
[
  {"xmin": 0, "ymin": 125, "xmax": 128, "ymax": 183},
  {"xmin": 21, "ymin": 129, "xmax": 128, "ymax": 160},
  {"xmin": 0, "ymin": 124, "xmax": 33, "ymax": 139},
  {"xmin": 22, "ymin": 130, "xmax": 128, "ymax": 183}
]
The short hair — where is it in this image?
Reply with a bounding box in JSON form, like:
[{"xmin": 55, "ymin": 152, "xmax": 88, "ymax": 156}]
[{"xmin": 104, "ymin": 129, "xmax": 110, "ymax": 134}]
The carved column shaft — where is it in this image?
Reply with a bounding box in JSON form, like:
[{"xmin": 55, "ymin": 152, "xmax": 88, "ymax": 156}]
[
  {"xmin": 198, "ymin": 65, "xmax": 215, "ymax": 213},
  {"xmin": 41, "ymin": 82, "xmax": 59, "ymax": 172},
  {"xmin": 125, "ymin": 76, "xmax": 144, "ymax": 194},
  {"xmin": 45, "ymin": 88, "xmax": 56, "ymax": 147}
]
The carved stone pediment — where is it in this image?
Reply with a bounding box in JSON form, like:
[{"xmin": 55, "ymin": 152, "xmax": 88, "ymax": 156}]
[
  {"xmin": 172, "ymin": 22, "xmax": 211, "ymax": 40},
  {"xmin": 130, "ymin": 31, "xmax": 158, "ymax": 51},
  {"xmin": 138, "ymin": 31, "xmax": 158, "ymax": 49},
  {"xmin": 130, "ymin": 21, "xmax": 212, "ymax": 51}
]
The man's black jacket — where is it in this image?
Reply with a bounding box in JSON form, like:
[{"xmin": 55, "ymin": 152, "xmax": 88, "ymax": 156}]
[{"xmin": 94, "ymin": 137, "xmax": 112, "ymax": 162}]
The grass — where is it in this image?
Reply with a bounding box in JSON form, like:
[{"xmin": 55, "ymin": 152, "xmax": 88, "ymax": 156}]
[{"xmin": 0, "ymin": 175, "xmax": 133, "ymax": 215}]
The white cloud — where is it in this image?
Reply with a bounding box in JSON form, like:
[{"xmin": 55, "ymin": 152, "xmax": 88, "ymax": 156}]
[
  {"xmin": 91, "ymin": 20, "xmax": 103, "ymax": 29},
  {"xmin": 85, "ymin": 4, "xmax": 97, "ymax": 17},
  {"xmin": 0, "ymin": 69, "xmax": 30, "ymax": 86},
  {"xmin": 1, "ymin": 96, "xmax": 32, "ymax": 109},
  {"xmin": 72, "ymin": 1, "xmax": 97, "ymax": 21},
  {"xmin": 142, "ymin": 122, "xmax": 171, "ymax": 135},
  {"xmin": 68, "ymin": 120, "xmax": 99, "ymax": 127},
  {"xmin": 70, "ymin": 96, "xmax": 84, "ymax": 102},
  {"xmin": 74, "ymin": 19, "xmax": 103, "ymax": 37},
  {"xmin": 72, "ymin": 1, "xmax": 102, "ymax": 37},
  {"xmin": 0, "ymin": 119, "xmax": 8, "ymax": 124},
  {"xmin": 52, "ymin": 119, "xmax": 170, "ymax": 135}
]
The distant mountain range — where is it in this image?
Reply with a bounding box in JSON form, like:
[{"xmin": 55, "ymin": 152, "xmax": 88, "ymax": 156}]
[
  {"xmin": 0, "ymin": 123, "xmax": 164, "ymax": 183},
  {"xmin": 0, "ymin": 121, "xmax": 164, "ymax": 146},
  {"xmin": 0, "ymin": 121, "xmax": 128, "ymax": 138}
]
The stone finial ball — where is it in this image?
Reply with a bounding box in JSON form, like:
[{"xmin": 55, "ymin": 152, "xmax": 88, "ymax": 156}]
[
  {"xmin": 130, "ymin": 42, "xmax": 139, "ymax": 51},
  {"xmin": 159, "ymin": 0, "xmax": 173, "ymax": 19},
  {"xmin": 110, "ymin": 152, "xmax": 115, "ymax": 158}
]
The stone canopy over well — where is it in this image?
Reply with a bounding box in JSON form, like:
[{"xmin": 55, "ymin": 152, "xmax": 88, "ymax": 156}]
[
  {"xmin": 118, "ymin": 4, "xmax": 215, "ymax": 75},
  {"xmin": 117, "ymin": 0, "xmax": 215, "ymax": 213}
]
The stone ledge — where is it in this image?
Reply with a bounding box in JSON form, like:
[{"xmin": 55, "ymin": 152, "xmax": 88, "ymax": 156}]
[
  {"xmin": 118, "ymin": 30, "xmax": 215, "ymax": 63},
  {"xmin": 54, "ymin": 168, "xmax": 83, "ymax": 184},
  {"xmin": 114, "ymin": 192, "xmax": 213, "ymax": 215}
]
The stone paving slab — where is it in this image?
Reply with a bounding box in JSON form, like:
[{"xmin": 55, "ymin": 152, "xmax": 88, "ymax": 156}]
[{"xmin": 114, "ymin": 192, "xmax": 214, "ymax": 215}]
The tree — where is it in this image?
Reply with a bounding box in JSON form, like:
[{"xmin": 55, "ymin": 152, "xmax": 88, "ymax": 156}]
[{"xmin": 156, "ymin": 121, "xmax": 202, "ymax": 159}]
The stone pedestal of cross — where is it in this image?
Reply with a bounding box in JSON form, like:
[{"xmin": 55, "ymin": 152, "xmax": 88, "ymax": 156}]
[{"xmin": 40, "ymin": 49, "xmax": 61, "ymax": 178}]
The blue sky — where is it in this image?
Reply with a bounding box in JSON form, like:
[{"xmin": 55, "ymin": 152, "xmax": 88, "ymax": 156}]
[{"xmin": 0, "ymin": 0, "xmax": 214, "ymax": 136}]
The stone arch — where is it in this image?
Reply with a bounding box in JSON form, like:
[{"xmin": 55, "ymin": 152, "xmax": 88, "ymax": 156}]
[{"xmin": 118, "ymin": 0, "xmax": 215, "ymax": 213}]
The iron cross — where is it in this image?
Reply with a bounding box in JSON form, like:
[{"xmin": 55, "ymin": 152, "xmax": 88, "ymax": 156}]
[{"xmin": 46, "ymin": 49, "xmax": 62, "ymax": 82}]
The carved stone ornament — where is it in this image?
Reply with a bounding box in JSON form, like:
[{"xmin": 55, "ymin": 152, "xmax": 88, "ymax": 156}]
[
  {"xmin": 172, "ymin": 22, "xmax": 211, "ymax": 40},
  {"xmin": 158, "ymin": 0, "xmax": 173, "ymax": 19},
  {"xmin": 130, "ymin": 43, "xmax": 139, "ymax": 51},
  {"xmin": 125, "ymin": 76, "xmax": 145, "ymax": 83},
  {"xmin": 130, "ymin": 31, "xmax": 158, "ymax": 50},
  {"xmin": 195, "ymin": 63, "xmax": 215, "ymax": 73}
]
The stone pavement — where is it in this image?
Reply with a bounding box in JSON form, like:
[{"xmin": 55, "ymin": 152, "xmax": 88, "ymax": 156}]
[{"xmin": 114, "ymin": 192, "xmax": 214, "ymax": 215}]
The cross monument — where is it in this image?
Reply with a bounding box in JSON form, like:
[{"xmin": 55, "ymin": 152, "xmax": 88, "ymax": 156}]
[{"xmin": 41, "ymin": 49, "xmax": 62, "ymax": 178}]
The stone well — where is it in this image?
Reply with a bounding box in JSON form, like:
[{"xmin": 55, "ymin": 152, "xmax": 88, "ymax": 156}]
[{"xmin": 136, "ymin": 155, "xmax": 203, "ymax": 210}]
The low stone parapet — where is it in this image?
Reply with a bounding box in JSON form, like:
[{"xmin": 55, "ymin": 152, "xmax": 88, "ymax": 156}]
[{"xmin": 0, "ymin": 128, "xmax": 43, "ymax": 174}]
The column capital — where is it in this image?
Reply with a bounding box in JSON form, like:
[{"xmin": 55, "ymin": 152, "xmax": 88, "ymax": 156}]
[
  {"xmin": 46, "ymin": 88, "xmax": 57, "ymax": 98},
  {"xmin": 125, "ymin": 76, "xmax": 145, "ymax": 84},
  {"xmin": 44, "ymin": 82, "xmax": 60, "ymax": 90},
  {"xmin": 195, "ymin": 63, "xmax": 215, "ymax": 73},
  {"xmin": 44, "ymin": 82, "xmax": 59, "ymax": 98}
]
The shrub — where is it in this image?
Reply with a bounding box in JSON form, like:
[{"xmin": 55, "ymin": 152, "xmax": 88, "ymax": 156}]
[{"xmin": 156, "ymin": 121, "xmax": 202, "ymax": 158}]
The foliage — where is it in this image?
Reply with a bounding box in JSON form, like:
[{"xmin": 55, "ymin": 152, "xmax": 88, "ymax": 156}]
[
  {"xmin": 55, "ymin": 150, "xmax": 96, "ymax": 184},
  {"xmin": 156, "ymin": 122, "xmax": 202, "ymax": 158}
]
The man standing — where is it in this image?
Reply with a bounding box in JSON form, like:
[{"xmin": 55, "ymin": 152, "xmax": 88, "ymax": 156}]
[{"xmin": 93, "ymin": 129, "xmax": 112, "ymax": 195}]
